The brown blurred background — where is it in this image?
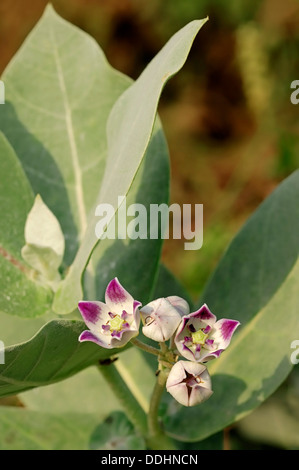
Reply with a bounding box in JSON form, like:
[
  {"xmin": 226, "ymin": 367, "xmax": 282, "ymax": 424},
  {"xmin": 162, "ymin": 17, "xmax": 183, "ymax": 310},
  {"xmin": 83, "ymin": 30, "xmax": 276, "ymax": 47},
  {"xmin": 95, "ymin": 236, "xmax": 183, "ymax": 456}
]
[{"xmin": 1, "ymin": 0, "xmax": 299, "ymax": 299}]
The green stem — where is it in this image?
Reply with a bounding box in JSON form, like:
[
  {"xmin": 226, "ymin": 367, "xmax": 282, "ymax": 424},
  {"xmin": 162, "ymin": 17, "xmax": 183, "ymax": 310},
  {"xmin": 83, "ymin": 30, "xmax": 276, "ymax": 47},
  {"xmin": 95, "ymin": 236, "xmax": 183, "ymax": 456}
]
[
  {"xmin": 147, "ymin": 369, "xmax": 176, "ymax": 450},
  {"xmin": 97, "ymin": 360, "xmax": 147, "ymax": 436},
  {"xmin": 131, "ymin": 337, "xmax": 161, "ymax": 357}
]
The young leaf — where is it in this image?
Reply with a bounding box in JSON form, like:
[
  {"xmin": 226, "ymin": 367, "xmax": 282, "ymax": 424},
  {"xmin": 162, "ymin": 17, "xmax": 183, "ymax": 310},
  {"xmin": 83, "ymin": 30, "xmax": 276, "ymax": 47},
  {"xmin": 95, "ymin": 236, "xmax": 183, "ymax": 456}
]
[{"xmin": 21, "ymin": 194, "xmax": 65, "ymax": 289}]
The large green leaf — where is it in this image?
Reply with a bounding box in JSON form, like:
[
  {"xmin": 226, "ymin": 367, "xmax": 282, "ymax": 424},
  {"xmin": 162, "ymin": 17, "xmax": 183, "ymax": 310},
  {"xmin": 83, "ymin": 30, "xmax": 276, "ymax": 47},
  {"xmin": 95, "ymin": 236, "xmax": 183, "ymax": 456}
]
[
  {"xmin": 53, "ymin": 16, "xmax": 208, "ymax": 314},
  {"xmin": 87, "ymin": 125, "xmax": 170, "ymax": 306},
  {"xmin": 0, "ymin": 133, "xmax": 52, "ymax": 318},
  {"xmin": 0, "ymin": 6, "xmax": 203, "ymax": 315},
  {"xmin": 164, "ymin": 170, "xmax": 299, "ymax": 441},
  {"xmin": 0, "ymin": 5, "xmax": 130, "ymax": 268},
  {"xmin": 0, "ymin": 319, "xmax": 127, "ymax": 398}
]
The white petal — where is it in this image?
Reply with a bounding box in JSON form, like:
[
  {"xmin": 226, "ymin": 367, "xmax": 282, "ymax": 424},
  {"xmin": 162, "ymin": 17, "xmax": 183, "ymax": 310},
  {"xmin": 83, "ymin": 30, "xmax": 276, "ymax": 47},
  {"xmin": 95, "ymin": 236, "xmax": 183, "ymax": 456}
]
[{"xmin": 167, "ymin": 296, "xmax": 190, "ymax": 316}]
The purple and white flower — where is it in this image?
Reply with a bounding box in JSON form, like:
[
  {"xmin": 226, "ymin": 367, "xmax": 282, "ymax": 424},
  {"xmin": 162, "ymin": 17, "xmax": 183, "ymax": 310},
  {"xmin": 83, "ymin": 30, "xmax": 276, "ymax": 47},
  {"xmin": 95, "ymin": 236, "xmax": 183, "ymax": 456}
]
[
  {"xmin": 78, "ymin": 278, "xmax": 141, "ymax": 349},
  {"xmin": 140, "ymin": 296, "xmax": 189, "ymax": 342},
  {"xmin": 175, "ymin": 303, "xmax": 240, "ymax": 362},
  {"xmin": 166, "ymin": 360, "xmax": 213, "ymax": 407}
]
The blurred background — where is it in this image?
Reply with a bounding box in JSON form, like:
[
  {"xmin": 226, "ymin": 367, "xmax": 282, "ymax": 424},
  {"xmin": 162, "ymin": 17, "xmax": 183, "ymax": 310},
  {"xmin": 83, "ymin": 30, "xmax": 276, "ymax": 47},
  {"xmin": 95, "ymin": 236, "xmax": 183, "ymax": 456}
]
[{"xmin": 0, "ymin": 0, "xmax": 298, "ymax": 449}]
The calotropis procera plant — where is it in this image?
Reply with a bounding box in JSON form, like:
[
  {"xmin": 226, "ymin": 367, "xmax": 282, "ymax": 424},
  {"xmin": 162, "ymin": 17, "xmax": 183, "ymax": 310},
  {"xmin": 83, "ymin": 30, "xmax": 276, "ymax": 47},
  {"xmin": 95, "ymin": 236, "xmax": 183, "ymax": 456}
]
[
  {"xmin": 0, "ymin": 5, "xmax": 298, "ymax": 451},
  {"xmin": 78, "ymin": 277, "xmax": 239, "ymax": 410},
  {"xmin": 78, "ymin": 277, "xmax": 239, "ymax": 446}
]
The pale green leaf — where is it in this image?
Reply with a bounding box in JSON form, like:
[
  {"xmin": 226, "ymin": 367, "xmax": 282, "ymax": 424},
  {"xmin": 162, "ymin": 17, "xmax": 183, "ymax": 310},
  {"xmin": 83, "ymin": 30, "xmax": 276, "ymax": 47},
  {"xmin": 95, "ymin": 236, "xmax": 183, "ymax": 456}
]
[
  {"xmin": 0, "ymin": 133, "xmax": 53, "ymax": 318},
  {"xmin": 53, "ymin": 17, "xmax": 208, "ymax": 314},
  {"xmin": 0, "ymin": 4, "xmax": 132, "ymax": 267},
  {"xmin": 0, "ymin": 319, "xmax": 129, "ymax": 398},
  {"xmin": 21, "ymin": 194, "xmax": 65, "ymax": 289}
]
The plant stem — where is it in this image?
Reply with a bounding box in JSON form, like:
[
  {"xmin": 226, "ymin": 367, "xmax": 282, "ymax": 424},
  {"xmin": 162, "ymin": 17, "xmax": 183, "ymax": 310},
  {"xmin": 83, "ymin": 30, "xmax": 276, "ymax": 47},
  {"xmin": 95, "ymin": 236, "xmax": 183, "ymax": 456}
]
[
  {"xmin": 131, "ymin": 337, "xmax": 161, "ymax": 357},
  {"xmin": 147, "ymin": 369, "xmax": 176, "ymax": 450},
  {"xmin": 97, "ymin": 360, "xmax": 147, "ymax": 436}
]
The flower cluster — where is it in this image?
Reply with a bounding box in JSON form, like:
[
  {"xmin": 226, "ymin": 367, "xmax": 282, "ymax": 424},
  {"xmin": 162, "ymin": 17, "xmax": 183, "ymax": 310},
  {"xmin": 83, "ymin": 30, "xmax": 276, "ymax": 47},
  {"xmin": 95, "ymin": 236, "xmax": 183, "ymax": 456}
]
[{"xmin": 78, "ymin": 278, "xmax": 240, "ymax": 407}]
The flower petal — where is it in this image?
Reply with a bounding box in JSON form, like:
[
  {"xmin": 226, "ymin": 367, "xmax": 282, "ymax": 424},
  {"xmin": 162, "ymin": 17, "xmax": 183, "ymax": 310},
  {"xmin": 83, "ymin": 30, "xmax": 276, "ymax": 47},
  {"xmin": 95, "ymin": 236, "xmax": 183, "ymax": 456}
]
[
  {"xmin": 105, "ymin": 277, "xmax": 135, "ymax": 313},
  {"xmin": 78, "ymin": 330, "xmax": 112, "ymax": 348},
  {"xmin": 110, "ymin": 328, "xmax": 139, "ymax": 348},
  {"xmin": 188, "ymin": 304, "xmax": 217, "ymax": 325},
  {"xmin": 189, "ymin": 383, "xmax": 213, "ymax": 406},
  {"xmin": 167, "ymin": 296, "xmax": 190, "ymax": 316},
  {"xmin": 165, "ymin": 360, "xmax": 187, "ymax": 388},
  {"xmin": 78, "ymin": 301, "xmax": 110, "ymax": 331},
  {"xmin": 210, "ymin": 318, "xmax": 240, "ymax": 349},
  {"xmin": 167, "ymin": 382, "xmax": 189, "ymax": 407}
]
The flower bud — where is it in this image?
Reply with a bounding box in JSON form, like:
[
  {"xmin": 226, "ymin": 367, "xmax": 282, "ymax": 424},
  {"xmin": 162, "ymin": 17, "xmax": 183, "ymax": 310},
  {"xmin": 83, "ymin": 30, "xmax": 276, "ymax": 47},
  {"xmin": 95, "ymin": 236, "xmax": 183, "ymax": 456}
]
[
  {"xmin": 166, "ymin": 360, "xmax": 213, "ymax": 407},
  {"xmin": 141, "ymin": 296, "xmax": 188, "ymax": 342}
]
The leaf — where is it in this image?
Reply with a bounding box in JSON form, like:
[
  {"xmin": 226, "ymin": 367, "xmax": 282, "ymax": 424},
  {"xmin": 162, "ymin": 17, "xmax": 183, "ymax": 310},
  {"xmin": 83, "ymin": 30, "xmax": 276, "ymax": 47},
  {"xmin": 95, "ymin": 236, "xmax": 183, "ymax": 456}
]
[
  {"xmin": 0, "ymin": 6, "xmax": 200, "ymax": 315},
  {"xmin": 237, "ymin": 368, "xmax": 299, "ymax": 449},
  {"xmin": 164, "ymin": 170, "xmax": 299, "ymax": 441},
  {"xmin": 86, "ymin": 124, "xmax": 170, "ymax": 306},
  {"xmin": 0, "ymin": 407, "xmax": 100, "ymax": 450},
  {"xmin": 152, "ymin": 264, "xmax": 194, "ymax": 309},
  {"xmin": 0, "ymin": 319, "xmax": 128, "ymax": 398},
  {"xmin": 0, "ymin": 4, "xmax": 132, "ymax": 268},
  {"xmin": 20, "ymin": 364, "xmax": 122, "ymax": 415},
  {"xmin": 21, "ymin": 194, "xmax": 65, "ymax": 289},
  {"xmin": 0, "ymin": 310, "xmax": 55, "ymax": 347},
  {"xmin": 53, "ymin": 16, "xmax": 208, "ymax": 314},
  {"xmin": 89, "ymin": 411, "xmax": 146, "ymax": 450},
  {"xmin": 23, "ymin": 194, "xmax": 65, "ymax": 262},
  {"xmin": 0, "ymin": 132, "xmax": 53, "ymax": 318}
]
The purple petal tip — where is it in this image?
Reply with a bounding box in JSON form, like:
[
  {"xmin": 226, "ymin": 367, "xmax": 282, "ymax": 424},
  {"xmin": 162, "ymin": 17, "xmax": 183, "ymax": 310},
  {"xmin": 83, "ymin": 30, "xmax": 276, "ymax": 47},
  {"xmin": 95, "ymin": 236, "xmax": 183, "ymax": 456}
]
[{"xmin": 78, "ymin": 301, "xmax": 100, "ymax": 324}]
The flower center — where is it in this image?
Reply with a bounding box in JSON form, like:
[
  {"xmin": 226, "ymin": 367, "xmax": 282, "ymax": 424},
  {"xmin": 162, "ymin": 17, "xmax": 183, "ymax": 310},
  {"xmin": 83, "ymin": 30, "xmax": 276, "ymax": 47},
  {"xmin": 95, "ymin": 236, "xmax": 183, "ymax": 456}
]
[
  {"xmin": 191, "ymin": 329, "xmax": 208, "ymax": 346},
  {"xmin": 109, "ymin": 315, "xmax": 126, "ymax": 332},
  {"xmin": 182, "ymin": 372, "xmax": 203, "ymax": 398},
  {"xmin": 102, "ymin": 310, "xmax": 130, "ymax": 336}
]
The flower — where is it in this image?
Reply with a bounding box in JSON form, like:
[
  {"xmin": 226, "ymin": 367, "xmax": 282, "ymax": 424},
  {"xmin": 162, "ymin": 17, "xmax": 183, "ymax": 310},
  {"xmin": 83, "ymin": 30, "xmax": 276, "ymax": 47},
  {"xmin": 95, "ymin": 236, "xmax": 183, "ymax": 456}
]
[
  {"xmin": 175, "ymin": 303, "xmax": 240, "ymax": 362},
  {"xmin": 78, "ymin": 278, "xmax": 141, "ymax": 349},
  {"xmin": 140, "ymin": 296, "xmax": 189, "ymax": 342},
  {"xmin": 166, "ymin": 360, "xmax": 213, "ymax": 407}
]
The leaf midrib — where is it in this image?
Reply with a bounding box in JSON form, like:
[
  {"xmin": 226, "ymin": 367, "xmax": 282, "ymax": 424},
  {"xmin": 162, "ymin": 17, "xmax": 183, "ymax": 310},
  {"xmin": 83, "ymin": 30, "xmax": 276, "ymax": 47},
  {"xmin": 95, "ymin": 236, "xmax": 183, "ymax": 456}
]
[{"xmin": 50, "ymin": 25, "xmax": 87, "ymax": 239}]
